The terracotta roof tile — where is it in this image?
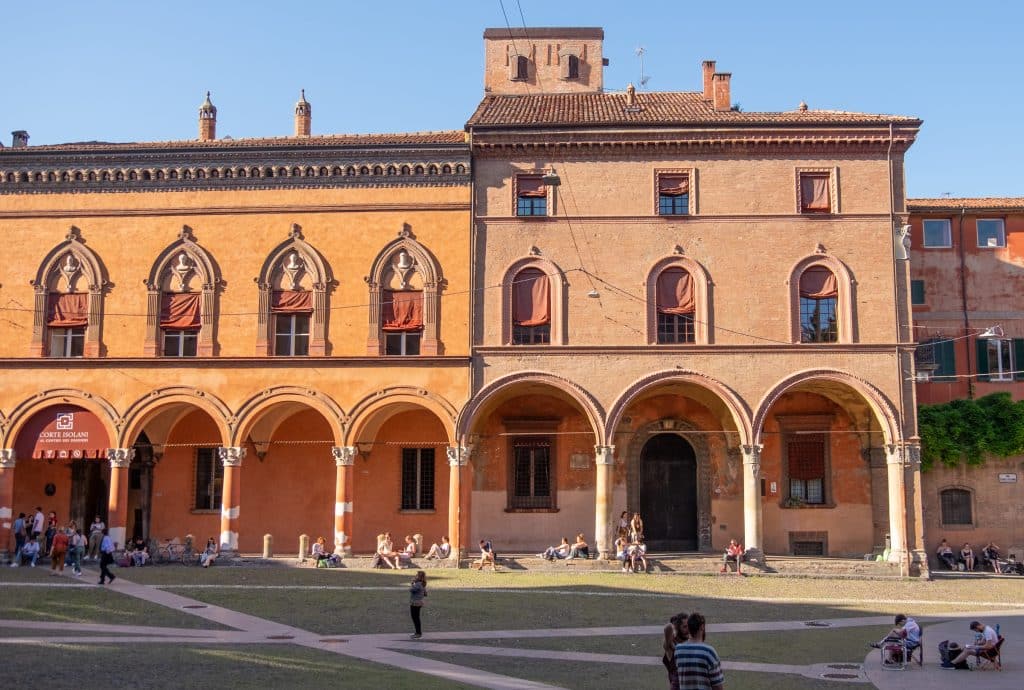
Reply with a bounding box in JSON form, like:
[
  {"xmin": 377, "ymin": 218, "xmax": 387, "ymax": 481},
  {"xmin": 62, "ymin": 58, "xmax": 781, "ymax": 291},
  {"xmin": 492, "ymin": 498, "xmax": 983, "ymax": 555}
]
[
  {"xmin": 466, "ymin": 92, "xmax": 920, "ymax": 128},
  {"xmin": 909, "ymin": 198, "xmax": 1024, "ymax": 211},
  {"xmin": 0, "ymin": 131, "xmax": 466, "ymax": 154}
]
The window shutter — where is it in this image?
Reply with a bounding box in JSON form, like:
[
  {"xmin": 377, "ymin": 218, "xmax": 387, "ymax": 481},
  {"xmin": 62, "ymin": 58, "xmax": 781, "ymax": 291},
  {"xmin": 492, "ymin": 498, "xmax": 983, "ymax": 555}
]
[
  {"xmin": 975, "ymin": 339, "xmax": 990, "ymax": 382},
  {"xmin": 1015, "ymin": 339, "xmax": 1024, "ymax": 380},
  {"xmin": 935, "ymin": 340, "xmax": 956, "ymax": 382},
  {"xmin": 420, "ymin": 448, "xmax": 435, "ymax": 510},
  {"xmin": 910, "ymin": 280, "xmax": 925, "ymax": 305},
  {"xmin": 401, "ymin": 449, "xmax": 417, "ymax": 510}
]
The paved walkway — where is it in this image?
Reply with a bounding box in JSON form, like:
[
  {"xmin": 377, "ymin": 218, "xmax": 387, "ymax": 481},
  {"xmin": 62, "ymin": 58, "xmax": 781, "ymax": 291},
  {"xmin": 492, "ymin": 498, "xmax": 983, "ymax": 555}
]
[
  {"xmin": 863, "ymin": 613, "xmax": 1018, "ymax": 689},
  {"xmin": 1, "ymin": 568, "xmax": 1020, "ymax": 688}
]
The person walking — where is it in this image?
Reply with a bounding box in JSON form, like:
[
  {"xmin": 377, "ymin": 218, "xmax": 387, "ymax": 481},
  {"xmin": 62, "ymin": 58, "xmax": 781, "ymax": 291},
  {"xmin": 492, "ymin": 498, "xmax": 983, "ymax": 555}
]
[
  {"xmin": 86, "ymin": 516, "xmax": 105, "ymax": 561},
  {"xmin": 49, "ymin": 525, "xmax": 69, "ymax": 576},
  {"xmin": 98, "ymin": 532, "xmax": 116, "ymax": 585},
  {"xmin": 675, "ymin": 612, "xmax": 724, "ymax": 690},
  {"xmin": 409, "ymin": 570, "xmax": 427, "ymax": 639},
  {"xmin": 663, "ymin": 612, "xmax": 689, "ymax": 690},
  {"xmin": 70, "ymin": 529, "xmax": 86, "ymax": 576}
]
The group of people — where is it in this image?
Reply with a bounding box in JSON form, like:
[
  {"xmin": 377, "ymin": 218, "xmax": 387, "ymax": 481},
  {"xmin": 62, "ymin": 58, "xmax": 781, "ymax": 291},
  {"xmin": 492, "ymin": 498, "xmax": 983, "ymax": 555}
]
[
  {"xmin": 9, "ymin": 508, "xmax": 91, "ymax": 577},
  {"xmin": 537, "ymin": 533, "xmax": 589, "ymax": 561},
  {"xmin": 663, "ymin": 611, "xmax": 725, "ymax": 690},
  {"xmin": 614, "ymin": 511, "xmax": 649, "ymax": 573},
  {"xmin": 371, "ymin": 533, "xmax": 419, "ymax": 569},
  {"xmin": 867, "ymin": 613, "xmax": 1003, "ymax": 671},
  {"xmin": 936, "ymin": 538, "xmax": 1013, "ymax": 573}
]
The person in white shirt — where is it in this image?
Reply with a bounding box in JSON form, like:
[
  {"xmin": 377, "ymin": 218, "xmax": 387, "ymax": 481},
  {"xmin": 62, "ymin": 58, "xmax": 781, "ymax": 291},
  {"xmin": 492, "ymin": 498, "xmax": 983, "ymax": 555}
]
[
  {"xmin": 948, "ymin": 620, "xmax": 998, "ymax": 668},
  {"xmin": 31, "ymin": 507, "xmax": 45, "ymax": 538}
]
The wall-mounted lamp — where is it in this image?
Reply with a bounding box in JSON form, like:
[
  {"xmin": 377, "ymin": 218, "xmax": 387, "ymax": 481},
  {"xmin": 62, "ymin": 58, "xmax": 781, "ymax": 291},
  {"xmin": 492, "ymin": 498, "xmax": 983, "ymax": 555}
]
[
  {"xmin": 541, "ymin": 170, "xmax": 561, "ymax": 186},
  {"xmin": 979, "ymin": 325, "xmax": 1004, "ymax": 338},
  {"xmin": 586, "ymin": 289, "xmax": 600, "ymax": 298}
]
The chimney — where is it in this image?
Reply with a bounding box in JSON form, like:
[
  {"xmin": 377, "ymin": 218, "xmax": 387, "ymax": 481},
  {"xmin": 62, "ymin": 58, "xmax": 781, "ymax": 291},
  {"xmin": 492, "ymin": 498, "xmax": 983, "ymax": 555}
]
[
  {"xmin": 701, "ymin": 60, "xmax": 716, "ymax": 101},
  {"xmin": 11, "ymin": 130, "xmax": 29, "ymax": 147},
  {"xmin": 712, "ymin": 73, "xmax": 731, "ymax": 111},
  {"xmin": 625, "ymin": 83, "xmax": 636, "ymax": 106},
  {"xmin": 198, "ymin": 92, "xmax": 217, "ymax": 141},
  {"xmin": 294, "ymin": 89, "xmax": 311, "ymax": 137}
]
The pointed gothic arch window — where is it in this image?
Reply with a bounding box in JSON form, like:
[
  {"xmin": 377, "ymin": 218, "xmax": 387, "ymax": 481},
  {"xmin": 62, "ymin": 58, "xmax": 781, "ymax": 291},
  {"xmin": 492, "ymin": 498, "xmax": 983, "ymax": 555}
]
[
  {"xmin": 365, "ymin": 226, "xmax": 442, "ymax": 356},
  {"xmin": 143, "ymin": 227, "xmax": 221, "ymax": 357},
  {"xmin": 30, "ymin": 228, "xmax": 108, "ymax": 357},
  {"xmin": 255, "ymin": 225, "xmax": 332, "ymax": 356}
]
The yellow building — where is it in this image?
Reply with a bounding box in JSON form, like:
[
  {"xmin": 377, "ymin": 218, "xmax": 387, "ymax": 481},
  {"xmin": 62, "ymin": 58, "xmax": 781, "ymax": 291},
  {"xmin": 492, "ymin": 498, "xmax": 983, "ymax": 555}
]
[{"xmin": 0, "ymin": 94, "xmax": 472, "ymax": 556}]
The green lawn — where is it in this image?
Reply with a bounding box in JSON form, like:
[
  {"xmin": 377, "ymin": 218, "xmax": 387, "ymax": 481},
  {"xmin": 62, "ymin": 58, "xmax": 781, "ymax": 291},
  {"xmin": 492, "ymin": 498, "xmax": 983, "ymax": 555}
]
[{"xmin": 0, "ymin": 643, "xmax": 471, "ymax": 689}]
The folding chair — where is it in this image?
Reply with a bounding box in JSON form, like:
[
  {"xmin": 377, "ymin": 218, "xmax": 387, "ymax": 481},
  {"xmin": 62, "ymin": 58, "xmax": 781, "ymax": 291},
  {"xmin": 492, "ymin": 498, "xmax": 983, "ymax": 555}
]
[
  {"xmin": 971, "ymin": 635, "xmax": 1004, "ymax": 671},
  {"xmin": 907, "ymin": 630, "xmax": 923, "ymax": 667}
]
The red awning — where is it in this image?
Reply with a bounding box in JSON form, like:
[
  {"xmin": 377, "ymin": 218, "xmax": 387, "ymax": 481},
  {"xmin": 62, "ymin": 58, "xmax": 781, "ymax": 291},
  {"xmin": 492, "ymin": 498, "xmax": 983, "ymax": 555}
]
[{"xmin": 14, "ymin": 405, "xmax": 111, "ymax": 461}]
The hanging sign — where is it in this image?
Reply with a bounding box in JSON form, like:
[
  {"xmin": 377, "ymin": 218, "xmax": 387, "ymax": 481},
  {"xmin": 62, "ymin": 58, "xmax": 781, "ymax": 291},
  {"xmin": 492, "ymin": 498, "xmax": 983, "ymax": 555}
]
[{"xmin": 15, "ymin": 405, "xmax": 110, "ymax": 460}]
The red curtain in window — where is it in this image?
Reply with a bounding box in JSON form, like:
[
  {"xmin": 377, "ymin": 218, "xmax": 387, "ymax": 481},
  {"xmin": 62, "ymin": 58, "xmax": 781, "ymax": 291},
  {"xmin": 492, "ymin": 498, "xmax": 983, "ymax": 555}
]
[
  {"xmin": 46, "ymin": 293, "xmax": 89, "ymax": 327},
  {"xmin": 513, "ymin": 268, "xmax": 550, "ymax": 326},
  {"xmin": 382, "ymin": 290, "xmax": 424, "ymax": 331},
  {"xmin": 801, "ymin": 175, "xmax": 830, "ymax": 211},
  {"xmin": 658, "ymin": 175, "xmax": 689, "ymax": 196},
  {"xmin": 799, "ymin": 267, "xmax": 838, "ymax": 299},
  {"xmin": 788, "ymin": 437, "xmax": 825, "ymax": 479},
  {"xmin": 656, "ymin": 268, "xmax": 695, "ymax": 314},
  {"xmin": 517, "ymin": 176, "xmax": 547, "ymax": 198},
  {"xmin": 159, "ymin": 292, "xmax": 201, "ymax": 330},
  {"xmin": 271, "ymin": 290, "xmax": 313, "ymax": 313}
]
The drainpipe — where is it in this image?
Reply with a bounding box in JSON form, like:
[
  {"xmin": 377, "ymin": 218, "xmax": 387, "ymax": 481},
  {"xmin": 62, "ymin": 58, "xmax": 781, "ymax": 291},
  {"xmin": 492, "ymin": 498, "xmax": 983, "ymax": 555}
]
[{"xmin": 958, "ymin": 206, "xmax": 973, "ymax": 398}]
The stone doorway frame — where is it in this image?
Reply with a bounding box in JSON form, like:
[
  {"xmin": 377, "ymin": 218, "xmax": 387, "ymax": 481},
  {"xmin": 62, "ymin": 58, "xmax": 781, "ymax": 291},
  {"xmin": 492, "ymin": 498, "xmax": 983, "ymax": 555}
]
[{"xmin": 627, "ymin": 418, "xmax": 713, "ymax": 552}]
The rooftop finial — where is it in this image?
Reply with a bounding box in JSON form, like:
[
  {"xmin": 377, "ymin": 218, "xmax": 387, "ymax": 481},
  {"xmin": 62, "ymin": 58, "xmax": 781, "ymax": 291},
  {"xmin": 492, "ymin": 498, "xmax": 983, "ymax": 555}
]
[
  {"xmin": 798, "ymin": 100, "xmax": 808, "ymax": 112},
  {"xmin": 626, "ymin": 83, "xmax": 636, "ymax": 106}
]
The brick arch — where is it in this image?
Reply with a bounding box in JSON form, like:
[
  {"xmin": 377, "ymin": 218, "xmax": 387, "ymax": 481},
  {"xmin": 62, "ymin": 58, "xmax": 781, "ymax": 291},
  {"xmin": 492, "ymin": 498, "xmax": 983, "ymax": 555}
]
[
  {"xmin": 3, "ymin": 389, "xmax": 119, "ymax": 452},
  {"xmin": 645, "ymin": 255, "xmax": 712, "ymax": 345},
  {"xmin": 752, "ymin": 369, "xmax": 900, "ymax": 446},
  {"xmin": 29, "ymin": 226, "xmax": 109, "ymax": 357},
  {"xmin": 457, "ymin": 371, "xmax": 605, "ymax": 446},
  {"xmin": 254, "ymin": 223, "xmax": 333, "ymax": 356},
  {"xmin": 347, "ymin": 386, "xmax": 457, "ymax": 447},
  {"xmin": 501, "ymin": 256, "xmax": 567, "ymax": 345},
  {"xmin": 232, "ymin": 386, "xmax": 346, "ymax": 448},
  {"xmin": 143, "ymin": 226, "xmax": 222, "ymax": 356},
  {"xmin": 788, "ymin": 253, "xmax": 856, "ymax": 344},
  {"xmin": 119, "ymin": 388, "xmax": 233, "ymax": 449},
  {"xmin": 606, "ymin": 369, "xmax": 752, "ymax": 446}
]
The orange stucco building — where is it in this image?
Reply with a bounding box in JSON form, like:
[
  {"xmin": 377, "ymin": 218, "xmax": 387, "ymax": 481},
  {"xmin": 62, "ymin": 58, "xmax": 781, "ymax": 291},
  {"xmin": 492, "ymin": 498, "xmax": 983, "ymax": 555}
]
[
  {"xmin": 1, "ymin": 27, "xmax": 931, "ymax": 568},
  {"xmin": 0, "ymin": 96, "xmax": 473, "ymax": 556},
  {"xmin": 908, "ymin": 198, "xmax": 1024, "ymax": 565}
]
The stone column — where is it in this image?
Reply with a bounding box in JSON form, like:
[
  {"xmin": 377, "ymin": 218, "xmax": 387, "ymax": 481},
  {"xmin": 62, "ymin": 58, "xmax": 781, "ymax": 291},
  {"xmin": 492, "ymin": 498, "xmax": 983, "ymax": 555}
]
[
  {"xmin": 594, "ymin": 445, "xmax": 615, "ymax": 559},
  {"xmin": 444, "ymin": 446, "xmax": 468, "ymax": 556},
  {"xmin": 331, "ymin": 446, "xmax": 356, "ymax": 556},
  {"xmin": 106, "ymin": 448, "xmax": 135, "ymax": 549},
  {"xmin": 218, "ymin": 447, "xmax": 246, "ymax": 553},
  {"xmin": 741, "ymin": 444, "xmax": 764, "ymax": 561},
  {"xmin": 885, "ymin": 444, "xmax": 908, "ymax": 562},
  {"xmin": 903, "ymin": 441, "xmax": 925, "ymax": 572},
  {"xmin": 0, "ymin": 450, "xmax": 15, "ymax": 561}
]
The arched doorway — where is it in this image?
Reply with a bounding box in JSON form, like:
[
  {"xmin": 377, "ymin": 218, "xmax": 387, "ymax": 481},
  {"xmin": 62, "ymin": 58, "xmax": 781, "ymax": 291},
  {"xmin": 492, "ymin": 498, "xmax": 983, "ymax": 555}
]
[{"xmin": 640, "ymin": 433, "xmax": 698, "ymax": 550}]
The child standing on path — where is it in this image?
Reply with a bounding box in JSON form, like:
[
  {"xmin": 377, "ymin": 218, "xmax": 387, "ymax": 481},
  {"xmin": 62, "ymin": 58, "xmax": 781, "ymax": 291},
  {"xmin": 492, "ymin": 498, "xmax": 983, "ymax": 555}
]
[{"xmin": 409, "ymin": 570, "xmax": 427, "ymax": 639}]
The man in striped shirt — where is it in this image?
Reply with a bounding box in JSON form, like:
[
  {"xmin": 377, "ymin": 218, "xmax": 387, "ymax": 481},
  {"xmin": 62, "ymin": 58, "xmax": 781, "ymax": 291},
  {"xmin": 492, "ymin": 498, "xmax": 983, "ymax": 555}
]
[{"xmin": 675, "ymin": 612, "xmax": 725, "ymax": 690}]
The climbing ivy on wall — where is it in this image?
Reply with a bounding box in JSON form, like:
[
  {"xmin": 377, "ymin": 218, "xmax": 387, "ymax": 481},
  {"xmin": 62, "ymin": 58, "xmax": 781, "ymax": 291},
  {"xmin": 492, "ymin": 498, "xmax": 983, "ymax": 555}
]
[{"xmin": 918, "ymin": 392, "xmax": 1024, "ymax": 471}]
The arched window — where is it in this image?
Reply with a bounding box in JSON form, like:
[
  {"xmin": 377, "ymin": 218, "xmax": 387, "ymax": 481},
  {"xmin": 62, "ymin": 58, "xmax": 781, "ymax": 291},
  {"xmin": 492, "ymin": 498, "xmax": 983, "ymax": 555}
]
[
  {"xmin": 646, "ymin": 257, "xmax": 711, "ymax": 345},
  {"xmin": 255, "ymin": 225, "xmax": 331, "ymax": 356},
  {"xmin": 144, "ymin": 227, "xmax": 220, "ymax": 357},
  {"xmin": 365, "ymin": 227, "xmax": 441, "ymax": 356},
  {"xmin": 30, "ymin": 228, "xmax": 107, "ymax": 358},
  {"xmin": 655, "ymin": 268, "xmax": 695, "ymax": 343},
  {"xmin": 512, "ymin": 268, "xmax": 550, "ymax": 345},
  {"xmin": 798, "ymin": 267, "xmax": 838, "ymax": 343},
  {"xmin": 940, "ymin": 488, "xmax": 973, "ymax": 526}
]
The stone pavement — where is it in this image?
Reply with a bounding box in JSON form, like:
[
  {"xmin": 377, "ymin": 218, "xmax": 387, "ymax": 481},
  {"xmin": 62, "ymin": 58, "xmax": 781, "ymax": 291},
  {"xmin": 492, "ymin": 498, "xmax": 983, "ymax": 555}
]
[
  {"xmin": 863, "ymin": 613, "xmax": 1018, "ymax": 689},
  {"xmin": 1, "ymin": 567, "xmax": 1021, "ymax": 688}
]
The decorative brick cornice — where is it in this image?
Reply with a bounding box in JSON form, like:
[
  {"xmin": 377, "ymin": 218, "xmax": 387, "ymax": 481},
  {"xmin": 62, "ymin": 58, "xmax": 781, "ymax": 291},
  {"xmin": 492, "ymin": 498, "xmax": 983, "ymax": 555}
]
[{"xmin": 0, "ymin": 145, "xmax": 470, "ymax": 195}]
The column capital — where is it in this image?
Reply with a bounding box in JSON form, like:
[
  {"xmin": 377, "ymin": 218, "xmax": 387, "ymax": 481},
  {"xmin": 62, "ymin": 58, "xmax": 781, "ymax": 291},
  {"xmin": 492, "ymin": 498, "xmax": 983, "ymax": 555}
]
[
  {"xmin": 447, "ymin": 446, "xmax": 471, "ymax": 466},
  {"xmin": 594, "ymin": 445, "xmax": 615, "ymax": 465},
  {"xmin": 741, "ymin": 444, "xmax": 762, "ymax": 477},
  {"xmin": 332, "ymin": 446, "xmax": 357, "ymax": 467},
  {"xmin": 885, "ymin": 443, "xmax": 904, "ymax": 465},
  {"xmin": 0, "ymin": 449, "xmax": 15, "ymax": 468},
  {"xmin": 218, "ymin": 446, "xmax": 246, "ymax": 467},
  {"xmin": 106, "ymin": 448, "xmax": 135, "ymax": 469}
]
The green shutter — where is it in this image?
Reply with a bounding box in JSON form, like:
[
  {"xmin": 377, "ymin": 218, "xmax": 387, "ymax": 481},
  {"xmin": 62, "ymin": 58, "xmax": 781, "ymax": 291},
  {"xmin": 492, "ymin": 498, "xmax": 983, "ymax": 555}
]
[
  {"xmin": 935, "ymin": 340, "xmax": 957, "ymax": 382},
  {"xmin": 976, "ymin": 339, "xmax": 990, "ymax": 382},
  {"xmin": 910, "ymin": 280, "xmax": 926, "ymax": 305},
  {"xmin": 1015, "ymin": 339, "xmax": 1024, "ymax": 380}
]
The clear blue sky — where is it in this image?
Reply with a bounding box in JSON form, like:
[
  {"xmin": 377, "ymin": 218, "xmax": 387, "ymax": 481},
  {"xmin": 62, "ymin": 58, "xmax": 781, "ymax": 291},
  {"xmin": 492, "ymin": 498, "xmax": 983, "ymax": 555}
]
[{"xmin": 3, "ymin": 1, "xmax": 1021, "ymax": 198}]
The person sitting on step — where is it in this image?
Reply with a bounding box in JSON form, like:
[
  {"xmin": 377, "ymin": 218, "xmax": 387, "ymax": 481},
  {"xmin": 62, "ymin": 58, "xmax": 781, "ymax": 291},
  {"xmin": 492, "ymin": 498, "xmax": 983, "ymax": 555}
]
[
  {"xmin": 566, "ymin": 533, "xmax": 589, "ymax": 560},
  {"xmin": 397, "ymin": 535, "xmax": 417, "ymax": 568},
  {"xmin": 425, "ymin": 536, "xmax": 451, "ymax": 560},
  {"xmin": 539, "ymin": 537, "xmax": 571, "ymax": 561},
  {"xmin": 721, "ymin": 539, "xmax": 745, "ymax": 574},
  {"xmin": 473, "ymin": 539, "xmax": 497, "ymax": 570},
  {"xmin": 936, "ymin": 539, "xmax": 957, "ymax": 570}
]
